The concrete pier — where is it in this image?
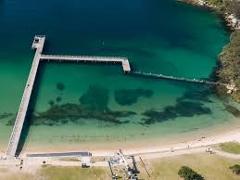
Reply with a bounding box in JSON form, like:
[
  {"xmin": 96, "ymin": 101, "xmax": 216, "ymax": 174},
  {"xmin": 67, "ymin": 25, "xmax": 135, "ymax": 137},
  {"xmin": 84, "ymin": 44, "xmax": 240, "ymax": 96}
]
[
  {"xmin": 6, "ymin": 36, "xmax": 131, "ymax": 157},
  {"xmin": 6, "ymin": 36, "xmax": 45, "ymax": 157},
  {"xmin": 40, "ymin": 54, "xmax": 131, "ymax": 73}
]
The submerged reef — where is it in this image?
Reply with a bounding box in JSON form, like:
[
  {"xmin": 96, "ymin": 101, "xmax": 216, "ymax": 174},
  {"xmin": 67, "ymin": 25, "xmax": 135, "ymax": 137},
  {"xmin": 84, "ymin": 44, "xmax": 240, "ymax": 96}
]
[
  {"xmin": 114, "ymin": 88, "xmax": 153, "ymax": 106},
  {"xmin": 7, "ymin": 85, "xmax": 136, "ymax": 126},
  {"xmin": 31, "ymin": 103, "xmax": 135, "ymax": 126},
  {"xmin": 224, "ymin": 104, "xmax": 240, "ymax": 117},
  {"xmin": 0, "ymin": 112, "xmax": 13, "ymax": 120},
  {"xmin": 141, "ymin": 86, "xmax": 212, "ymax": 125},
  {"xmin": 141, "ymin": 101, "xmax": 211, "ymax": 125},
  {"xmin": 7, "ymin": 103, "xmax": 135, "ymax": 126}
]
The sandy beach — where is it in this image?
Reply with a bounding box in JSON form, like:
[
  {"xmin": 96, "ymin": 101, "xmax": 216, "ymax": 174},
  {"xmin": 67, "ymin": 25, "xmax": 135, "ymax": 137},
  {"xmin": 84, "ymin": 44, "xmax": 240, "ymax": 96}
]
[
  {"xmin": 20, "ymin": 125, "xmax": 240, "ymax": 158},
  {"xmin": 1, "ymin": 118, "xmax": 238, "ymax": 159},
  {"xmin": 8, "ymin": 116, "xmax": 237, "ymax": 156},
  {"xmin": 0, "ymin": 124, "xmax": 240, "ymax": 177}
]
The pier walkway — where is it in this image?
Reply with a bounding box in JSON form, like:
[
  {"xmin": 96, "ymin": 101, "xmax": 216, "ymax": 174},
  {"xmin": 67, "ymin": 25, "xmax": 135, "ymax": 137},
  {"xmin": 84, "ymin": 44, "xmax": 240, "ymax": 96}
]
[
  {"xmin": 132, "ymin": 71, "xmax": 228, "ymax": 87},
  {"xmin": 6, "ymin": 36, "xmax": 46, "ymax": 157},
  {"xmin": 6, "ymin": 36, "xmax": 131, "ymax": 157},
  {"xmin": 40, "ymin": 54, "xmax": 131, "ymax": 72},
  {"xmin": 27, "ymin": 151, "xmax": 92, "ymax": 158}
]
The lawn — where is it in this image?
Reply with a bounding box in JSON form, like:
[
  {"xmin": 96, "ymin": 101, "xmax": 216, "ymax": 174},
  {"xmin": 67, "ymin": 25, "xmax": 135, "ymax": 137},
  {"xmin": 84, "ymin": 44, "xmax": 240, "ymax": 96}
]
[
  {"xmin": 0, "ymin": 166, "xmax": 110, "ymax": 180},
  {"xmin": 138, "ymin": 153, "xmax": 240, "ymax": 180},
  {"xmin": 219, "ymin": 142, "xmax": 240, "ymax": 154},
  {"xmin": 0, "ymin": 153, "xmax": 239, "ymax": 180}
]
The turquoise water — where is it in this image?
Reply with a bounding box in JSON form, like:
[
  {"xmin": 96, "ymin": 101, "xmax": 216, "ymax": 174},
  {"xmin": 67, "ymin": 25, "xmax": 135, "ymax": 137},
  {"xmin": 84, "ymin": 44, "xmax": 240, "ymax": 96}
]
[{"xmin": 0, "ymin": 0, "xmax": 238, "ymax": 151}]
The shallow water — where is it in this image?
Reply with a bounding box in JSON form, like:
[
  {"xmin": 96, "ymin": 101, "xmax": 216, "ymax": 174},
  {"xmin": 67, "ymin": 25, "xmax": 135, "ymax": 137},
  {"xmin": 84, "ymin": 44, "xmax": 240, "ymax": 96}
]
[{"xmin": 0, "ymin": 0, "xmax": 239, "ymax": 151}]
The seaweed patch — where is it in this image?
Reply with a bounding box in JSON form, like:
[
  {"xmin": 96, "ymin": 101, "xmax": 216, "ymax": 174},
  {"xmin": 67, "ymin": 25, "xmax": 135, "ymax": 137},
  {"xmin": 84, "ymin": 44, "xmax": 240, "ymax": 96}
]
[{"xmin": 114, "ymin": 88, "xmax": 153, "ymax": 106}]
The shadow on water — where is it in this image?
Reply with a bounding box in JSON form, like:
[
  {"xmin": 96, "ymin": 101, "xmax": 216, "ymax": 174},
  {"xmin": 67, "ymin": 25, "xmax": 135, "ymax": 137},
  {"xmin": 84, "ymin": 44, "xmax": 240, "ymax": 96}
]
[{"xmin": 16, "ymin": 62, "xmax": 47, "ymax": 156}]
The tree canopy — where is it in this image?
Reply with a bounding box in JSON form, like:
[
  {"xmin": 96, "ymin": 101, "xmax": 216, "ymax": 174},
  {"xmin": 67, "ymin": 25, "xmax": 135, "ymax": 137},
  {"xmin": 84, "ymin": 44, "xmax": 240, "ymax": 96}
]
[{"xmin": 178, "ymin": 166, "xmax": 204, "ymax": 180}]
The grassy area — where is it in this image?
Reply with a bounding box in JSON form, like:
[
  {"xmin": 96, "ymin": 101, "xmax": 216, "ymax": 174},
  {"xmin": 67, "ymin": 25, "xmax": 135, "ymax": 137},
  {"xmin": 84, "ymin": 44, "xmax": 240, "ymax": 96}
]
[
  {"xmin": 138, "ymin": 154, "xmax": 240, "ymax": 180},
  {"xmin": 0, "ymin": 171, "xmax": 34, "ymax": 180},
  {"xmin": 219, "ymin": 142, "xmax": 240, "ymax": 154},
  {"xmin": 0, "ymin": 154, "xmax": 239, "ymax": 180},
  {"xmin": 38, "ymin": 166, "xmax": 109, "ymax": 180},
  {"xmin": 0, "ymin": 166, "xmax": 110, "ymax": 180}
]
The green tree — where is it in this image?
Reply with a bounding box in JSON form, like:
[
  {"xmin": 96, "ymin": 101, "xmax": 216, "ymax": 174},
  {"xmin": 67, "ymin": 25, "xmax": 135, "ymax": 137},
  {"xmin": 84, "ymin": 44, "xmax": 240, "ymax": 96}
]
[
  {"xmin": 230, "ymin": 164, "xmax": 240, "ymax": 175},
  {"xmin": 178, "ymin": 166, "xmax": 204, "ymax": 180}
]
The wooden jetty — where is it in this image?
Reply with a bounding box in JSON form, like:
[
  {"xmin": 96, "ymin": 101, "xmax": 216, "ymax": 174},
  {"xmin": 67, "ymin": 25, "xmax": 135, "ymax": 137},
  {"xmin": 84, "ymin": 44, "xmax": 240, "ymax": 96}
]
[{"xmin": 6, "ymin": 35, "xmax": 131, "ymax": 157}]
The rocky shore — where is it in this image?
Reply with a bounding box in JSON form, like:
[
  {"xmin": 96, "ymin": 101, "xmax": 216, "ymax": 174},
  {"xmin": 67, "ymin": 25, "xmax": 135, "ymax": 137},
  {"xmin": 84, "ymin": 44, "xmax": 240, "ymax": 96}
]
[
  {"xmin": 179, "ymin": 0, "xmax": 240, "ymax": 30},
  {"xmin": 180, "ymin": 0, "xmax": 240, "ymax": 102}
]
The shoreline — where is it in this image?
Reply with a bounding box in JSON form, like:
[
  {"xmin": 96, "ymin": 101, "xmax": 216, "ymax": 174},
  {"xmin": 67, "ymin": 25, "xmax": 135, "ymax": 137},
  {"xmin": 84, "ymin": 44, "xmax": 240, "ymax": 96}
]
[
  {"xmin": 0, "ymin": 122, "xmax": 240, "ymax": 172},
  {"xmin": 178, "ymin": 0, "xmax": 240, "ymax": 31},
  {"xmin": 180, "ymin": 0, "xmax": 240, "ymax": 102},
  {"xmin": 10, "ymin": 117, "xmax": 239, "ymax": 157},
  {"xmin": 21, "ymin": 125, "xmax": 240, "ymax": 160},
  {"xmin": 13, "ymin": 0, "xmax": 240, "ymax": 157}
]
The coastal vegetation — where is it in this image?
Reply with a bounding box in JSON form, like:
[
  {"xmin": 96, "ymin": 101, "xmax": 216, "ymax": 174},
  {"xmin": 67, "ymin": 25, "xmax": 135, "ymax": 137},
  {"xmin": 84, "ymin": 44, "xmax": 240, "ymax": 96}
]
[
  {"xmin": 196, "ymin": 0, "xmax": 240, "ymax": 101},
  {"xmin": 178, "ymin": 166, "xmax": 204, "ymax": 180},
  {"xmin": 219, "ymin": 142, "xmax": 240, "ymax": 154},
  {"xmin": 230, "ymin": 164, "xmax": 240, "ymax": 175},
  {"xmin": 205, "ymin": 0, "xmax": 240, "ymax": 18},
  {"xmin": 217, "ymin": 30, "xmax": 240, "ymax": 101}
]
